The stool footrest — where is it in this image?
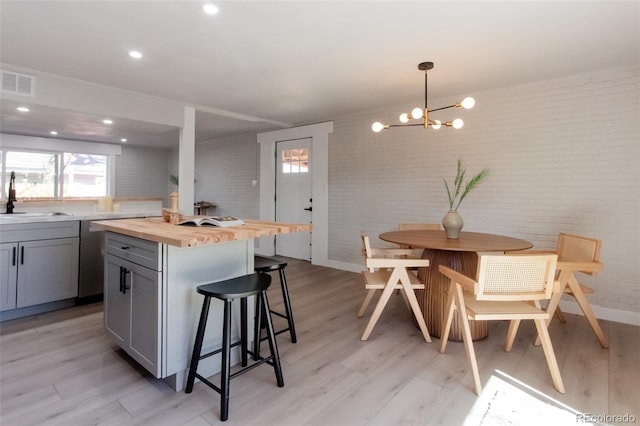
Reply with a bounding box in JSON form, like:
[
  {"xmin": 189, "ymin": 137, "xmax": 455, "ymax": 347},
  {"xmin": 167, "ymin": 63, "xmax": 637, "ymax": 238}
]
[
  {"xmin": 231, "ymin": 353, "xmax": 277, "ymax": 380},
  {"xmin": 194, "ymin": 352, "xmax": 278, "ymax": 396},
  {"xmin": 258, "ymin": 328, "xmax": 291, "ymax": 343},
  {"xmin": 270, "ymin": 310, "xmax": 288, "ymax": 320},
  {"xmin": 195, "ymin": 374, "xmax": 222, "ymax": 394},
  {"xmin": 198, "ymin": 339, "xmax": 244, "ymax": 361}
]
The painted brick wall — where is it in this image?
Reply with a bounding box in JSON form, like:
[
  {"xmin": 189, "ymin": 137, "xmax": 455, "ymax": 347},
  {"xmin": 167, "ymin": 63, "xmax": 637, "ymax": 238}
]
[
  {"xmin": 115, "ymin": 145, "xmax": 169, "ymax": 202},
  {"xmin": 194, "ymin": 133, "xmax": 260, "ymax": 219},
  {"xmin": 329, "ymin": 65, "xmax": 639, "ymax": 313}
]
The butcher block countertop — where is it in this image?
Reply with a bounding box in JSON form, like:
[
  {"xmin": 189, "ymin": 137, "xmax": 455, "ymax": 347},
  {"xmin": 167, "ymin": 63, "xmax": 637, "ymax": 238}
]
[{"xmin": 90, "ymin": 217, "xmax": 312, "ymax": 248}]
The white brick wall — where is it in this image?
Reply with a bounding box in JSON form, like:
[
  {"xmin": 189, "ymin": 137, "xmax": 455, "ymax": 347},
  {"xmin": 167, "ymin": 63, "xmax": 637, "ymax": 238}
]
[
  {"xmin": 329, "ymin": 65, "xmax": 639, "ymax": 314},
  {"xmin": 194, "ymin": 133, "xmax": 260, "ymax": 219},
  {"xmin": 114, "ymin": 145, "xmax": 169, "ymax": 203}
]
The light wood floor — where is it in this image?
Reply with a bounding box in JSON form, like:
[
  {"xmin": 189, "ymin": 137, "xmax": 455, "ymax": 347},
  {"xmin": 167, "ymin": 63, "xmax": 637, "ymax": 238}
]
[{"xmin": 1, "ymin": 259, "xmax": 638, "ymax": 425}]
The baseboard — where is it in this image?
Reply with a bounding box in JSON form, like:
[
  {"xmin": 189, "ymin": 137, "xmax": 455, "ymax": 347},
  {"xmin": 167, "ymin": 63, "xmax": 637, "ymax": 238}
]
[
  {"xmin": 557, "ymin": 300, "xmax": 640, "ymax": 326},
  {"xmin": 76, "ymin": 294, "xmax": 104, "ymax": 306},
  {"xmin": 322, "ymin": 259, "xmax": 640, "ymax": 327},
  {"xmin": 322, "ymin": 259, "xmax": 363, "ymax": 273},
  {"xmin": 0, "ymin": 298, "xmax": 76, "ymax": 322}
]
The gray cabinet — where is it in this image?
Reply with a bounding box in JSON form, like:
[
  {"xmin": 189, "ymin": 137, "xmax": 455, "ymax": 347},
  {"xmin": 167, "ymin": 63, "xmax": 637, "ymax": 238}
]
[
  {"xmin": 0, "ymin": 243, "xmax": 18, "ymax": 311},
  {"xmin": 17, "ymin": 238, "xmax": 79, "ymax": 307},
  {"xmin": 104, "ymin": 232, "xmax": 162, "ymax": 377},
  {"xmin": 0, "ymin": 222, "xmax": 79, "ymax": 313},
  {"xmin": 100, "ymin": 229, "xmax": 254, "ymax": 391}
]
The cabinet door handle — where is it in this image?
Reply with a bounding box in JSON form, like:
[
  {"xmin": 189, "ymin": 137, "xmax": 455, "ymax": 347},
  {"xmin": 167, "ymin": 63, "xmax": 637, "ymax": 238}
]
[
  {"xmin": 120, "ymin": 246, "xmax": 130, "ymax": 250},
  {"xmin": 122, "ymin": 269, "xmax": 131, "ymax": 294},
  {"xmin": 119, "ymin": 267, "xmax": 124, "ymax": 293},
  {"xmin": 20, "ymin": 246, "xmax": 24, "ymax": 265},
  {"xmin": 12, "ymin": 247, "xmax": 16, "ymax": 266}
]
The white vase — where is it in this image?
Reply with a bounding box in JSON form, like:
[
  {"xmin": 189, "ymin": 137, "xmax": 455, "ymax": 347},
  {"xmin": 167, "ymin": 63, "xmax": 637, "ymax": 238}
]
[{"xmin": 442, "ymin": 211, "xmax": 464, "ymax": 239}]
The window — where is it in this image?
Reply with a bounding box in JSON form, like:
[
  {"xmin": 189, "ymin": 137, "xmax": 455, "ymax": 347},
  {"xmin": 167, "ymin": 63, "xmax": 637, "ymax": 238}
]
[
  {"xmin": 61, "ymin": 153, "xmax": 107, "ymax": 197},
  {"xmin": 5, "ymin": 151, "xmax": 58, "ymax": 198},
  {"xmin": 281, "ymin": 149, "xmax": 309, "ymax": 174},
  {"xmin": 3, "ymin": 150, "xmax": 108, "ymax": 199}
]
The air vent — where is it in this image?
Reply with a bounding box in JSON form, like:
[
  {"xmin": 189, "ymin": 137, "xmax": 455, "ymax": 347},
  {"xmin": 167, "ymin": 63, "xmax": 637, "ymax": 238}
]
[{"xmin": 1, "ymin": 70, "xmax": 35, "ymax": 96}]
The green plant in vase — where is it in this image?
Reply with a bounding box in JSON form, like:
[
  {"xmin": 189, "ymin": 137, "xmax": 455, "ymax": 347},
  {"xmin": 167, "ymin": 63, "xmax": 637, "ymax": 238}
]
[{"xmin": 442, "ymin": 159, "xmax": 489, "ymax": 239}]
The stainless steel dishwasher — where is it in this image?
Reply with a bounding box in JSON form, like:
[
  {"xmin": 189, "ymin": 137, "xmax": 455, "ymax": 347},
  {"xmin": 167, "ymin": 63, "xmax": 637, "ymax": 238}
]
[{"xmin": 77, "ymin": 220, "xmax": 106, "ymax": 303}]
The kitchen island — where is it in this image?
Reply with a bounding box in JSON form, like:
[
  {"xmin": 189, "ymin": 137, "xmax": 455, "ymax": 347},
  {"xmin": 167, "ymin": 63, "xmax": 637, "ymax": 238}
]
[{"xmin": 90, "ymin": 217, "xmax": 311, "ymax": 391}]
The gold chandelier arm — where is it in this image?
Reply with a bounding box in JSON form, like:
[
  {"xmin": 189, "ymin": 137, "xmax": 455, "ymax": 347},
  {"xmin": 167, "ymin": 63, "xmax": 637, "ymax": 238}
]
[
  {"xmin": 427, "ymin": 103, "xmax": 459, "ymax": 113},
  {"xmin": 387, "ymin": 123, "xmax": 424, "ymax": 128}
]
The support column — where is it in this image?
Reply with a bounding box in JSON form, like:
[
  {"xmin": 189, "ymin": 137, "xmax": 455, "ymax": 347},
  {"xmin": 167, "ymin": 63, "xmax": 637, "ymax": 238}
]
[{"xmin": 179, "ymin": 106, "xmax": 196, "ymax": 213}]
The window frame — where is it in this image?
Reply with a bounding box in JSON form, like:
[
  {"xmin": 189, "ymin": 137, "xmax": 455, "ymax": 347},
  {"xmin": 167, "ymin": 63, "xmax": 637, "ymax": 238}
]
[{"xmin": 0, "ymin": 134, "xmax": 119, "ymax": 200}]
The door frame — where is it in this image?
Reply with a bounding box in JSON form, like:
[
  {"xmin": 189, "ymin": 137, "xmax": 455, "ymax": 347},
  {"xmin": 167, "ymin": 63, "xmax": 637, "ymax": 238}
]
[{"xmin": 257, "ymin": 122, "xmax": 332, "ymax": 266}]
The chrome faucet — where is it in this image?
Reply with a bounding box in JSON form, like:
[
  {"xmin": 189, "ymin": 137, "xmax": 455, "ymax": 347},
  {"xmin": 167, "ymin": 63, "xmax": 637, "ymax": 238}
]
[{"xmin": 6, "ymin": 171, "xmax": 16, "ymax": 214}]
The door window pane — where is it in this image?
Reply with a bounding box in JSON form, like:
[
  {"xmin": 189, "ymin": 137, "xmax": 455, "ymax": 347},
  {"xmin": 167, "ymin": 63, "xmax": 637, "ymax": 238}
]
[{"xmin": 281, "ymin": 148, "xmax": 309, "ymax": 174}]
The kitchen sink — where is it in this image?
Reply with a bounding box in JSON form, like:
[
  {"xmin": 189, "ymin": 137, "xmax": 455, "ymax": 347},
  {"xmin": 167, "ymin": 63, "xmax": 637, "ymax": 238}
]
[
  {"xmin": 2, "ymin": 212, "xmax": 72, "ymax": 216},
  {"xmin": 0, "ymin": 212, "xmax": 74, "ymax": 222}
]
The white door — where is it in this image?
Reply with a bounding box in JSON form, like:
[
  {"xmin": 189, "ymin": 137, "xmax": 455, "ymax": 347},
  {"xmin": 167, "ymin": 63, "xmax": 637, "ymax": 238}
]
[{"xmin": 275, "ymin": 138, "xmax": 312, "ymax": 261}]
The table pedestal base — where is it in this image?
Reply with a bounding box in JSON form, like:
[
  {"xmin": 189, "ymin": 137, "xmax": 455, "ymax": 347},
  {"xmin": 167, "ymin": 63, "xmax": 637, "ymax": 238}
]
[{"xmin": 417, "ymin": 249, "xmax": 488, "ymax": 342}]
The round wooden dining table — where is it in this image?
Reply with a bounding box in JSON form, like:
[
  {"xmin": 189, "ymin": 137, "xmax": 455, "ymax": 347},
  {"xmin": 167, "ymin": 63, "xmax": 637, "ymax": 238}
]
[{"xmin": 379, "ymin": 230, "xmax": 533, "ymax": 341}]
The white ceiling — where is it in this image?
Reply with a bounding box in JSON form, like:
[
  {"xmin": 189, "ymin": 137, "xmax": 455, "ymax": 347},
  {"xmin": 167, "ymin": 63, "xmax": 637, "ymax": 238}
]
[{"xmin": 1, "ymin": 1, "xmax": 638, "ymax": 147}]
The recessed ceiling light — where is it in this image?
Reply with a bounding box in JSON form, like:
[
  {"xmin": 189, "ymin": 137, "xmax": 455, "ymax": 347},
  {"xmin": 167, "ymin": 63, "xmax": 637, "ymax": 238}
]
[
  {"xmin": 50, "ymin": 131, "xmax": 58, "ymax": 135},
  {"xmin": 129, "ymin": 50, "xmax": 143, "ymax": 59},
  {"xmin": 103, "ymin": 119, "xmax": 113, "ymax": 124},
  {"xmin": 16, "ymin": 106, "xmax": 30, "ymax": 112},
  {"xmin": 120, "ymin": 138, "xmax": 127, "ymax": 143},
  {"xmin": 203, "ymin": 3, "xmax": 219, "ymax": 15}
]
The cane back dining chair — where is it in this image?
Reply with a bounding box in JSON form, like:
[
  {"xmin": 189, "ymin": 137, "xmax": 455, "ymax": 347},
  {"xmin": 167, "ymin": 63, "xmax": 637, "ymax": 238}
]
[
  {"xmin": 358, "ymin": 232, "xmax": 432, "ymax": 342},
  {"xmin": 439, "ymin": 253, "xmax": 565, "ymax": 395},
  {"xmin": 396, "ymin": 223, "xmax": 441, "ymax": 250},
  {"xmin": 522, "ymin": 233, "xmax": 607, "ymax": 348},
  {"xmin": 398, "ymin": 223, "xmax": 442, "ymax": 231},
  {"xmin": 554, "ymin": 232, "xmax": 607, "ymax": 347}
]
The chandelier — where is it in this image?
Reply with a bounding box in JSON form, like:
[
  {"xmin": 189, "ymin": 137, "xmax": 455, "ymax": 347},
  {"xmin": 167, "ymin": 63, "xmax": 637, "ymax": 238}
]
[{"xmin": 371, "ymin": 61, "xmax": 475, "ymax": 133}]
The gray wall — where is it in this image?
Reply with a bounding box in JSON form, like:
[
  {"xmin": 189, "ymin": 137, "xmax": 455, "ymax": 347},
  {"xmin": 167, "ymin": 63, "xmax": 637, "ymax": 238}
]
[
  {"xmin": 193, "ymin": 133, "xmax": 260, "ymax": 219},
  {"xmin": 115, "ymin": 145, "xmax": 169, "ymax": 203}
]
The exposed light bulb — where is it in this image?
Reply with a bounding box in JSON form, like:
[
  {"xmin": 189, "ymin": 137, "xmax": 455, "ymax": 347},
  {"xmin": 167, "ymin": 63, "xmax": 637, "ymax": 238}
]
[
  {"xmin": 431, "ymin": 120, "xmax": 442, "ymax": 130},
  {"xmin": 411, "ymin": 107, "xmax": 423, "ymax": 119},
  {"xmin": 120, "ymin": 138, "xmax": 127, "ymax": 143},
  {"xmin": 452, "ymin": 118, "xmax": 464, "ymax": 129},
  {"xmin": 203, "ymin": 3, "xmax": 219, "ymax": 14},
  {"xmin": 16, "ymin": 106, "xmax": 30, "ymax": 112},
  {"xmin": 50, "ymin": 131, "xmax": 58, "ymax": 135},
  {"xmin": 399, "ymin": 113, "xmax": 409, "ymax": 123},
  {"xmin": 103, "ymin": 119, "xmax": 113, "ymax": 124},
  {"xmin": 129, "ymin": 50, "xmax": 143, "ymax": 59},
  {"xmin": 371, "ymin": 122, "xmax": 385, "ymax": 133},
  {"xmin": 461, "ymin": 97, "xmax": 475, "ymax": 109}
]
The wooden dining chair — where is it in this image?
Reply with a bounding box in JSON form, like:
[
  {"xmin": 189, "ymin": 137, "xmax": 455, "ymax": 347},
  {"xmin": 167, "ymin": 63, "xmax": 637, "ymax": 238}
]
[
  {"xmin": 439, "ymin": 253, "xmax": 565, "ymax": 395},
  {"xmin": 359, "ymin": 231, "xmax": 421, "ymax": 315},
  {"xmin": 506, "ymin": 232, "xmax": 608, "ymax": 349},
  {"xmin": 396, "ymin": 223, "xmax": 441, "ymax": 250},
  {"xmin": 554, "ymin": 233, "xmax": 607, "ymax": 346},
  {"xmin": 398, "ymin": 223, "xmax": 442, "ymax": 231},
  {"xmin": 358, "ymin": 232, "xmax": 432, "ymax": 342}
]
